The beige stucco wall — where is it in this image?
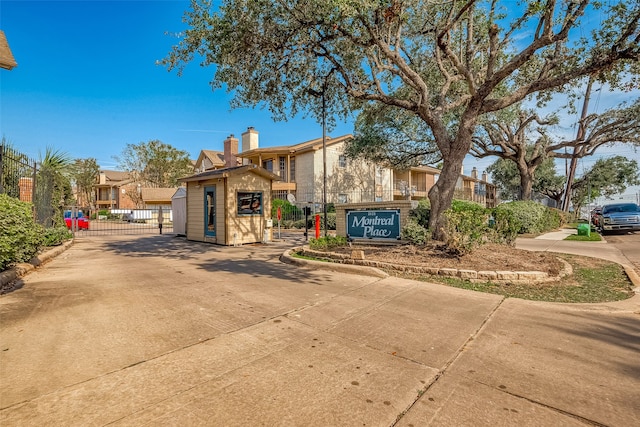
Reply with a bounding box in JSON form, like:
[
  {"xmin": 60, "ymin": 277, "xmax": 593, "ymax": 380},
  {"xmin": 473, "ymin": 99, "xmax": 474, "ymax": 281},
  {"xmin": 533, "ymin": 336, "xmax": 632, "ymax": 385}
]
[
  {"xmin": 185, "ymin": 172, "xmax": 273, "ymax": 245},
  {"xmin": 335, "ymin": 201, "xmax": 417, "ymax": 238}
]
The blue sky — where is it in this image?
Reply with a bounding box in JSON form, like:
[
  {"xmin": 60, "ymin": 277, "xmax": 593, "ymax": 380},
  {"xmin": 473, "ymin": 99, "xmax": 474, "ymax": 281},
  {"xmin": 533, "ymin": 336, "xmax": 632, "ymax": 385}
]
[
  {"xmin": 1, "ymin": 0, "xmax": 638, "ymax": 202},
  {"xmin": 1, "ymin": 0, "xmax": 355, "ymax": 169}
]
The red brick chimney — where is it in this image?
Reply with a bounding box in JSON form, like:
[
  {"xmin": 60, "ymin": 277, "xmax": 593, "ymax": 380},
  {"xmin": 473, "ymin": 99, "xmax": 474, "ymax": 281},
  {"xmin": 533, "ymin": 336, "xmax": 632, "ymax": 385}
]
[{"xmin": 223, "ymin": 134, "xmax": 239, "ymax": 168}]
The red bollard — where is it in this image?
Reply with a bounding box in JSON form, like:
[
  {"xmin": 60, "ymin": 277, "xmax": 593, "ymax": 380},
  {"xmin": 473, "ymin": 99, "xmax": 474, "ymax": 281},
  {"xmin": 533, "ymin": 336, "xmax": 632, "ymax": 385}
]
[{"xmin": 315, "ymin": 214, "xmax": 321, "ymax": 239}]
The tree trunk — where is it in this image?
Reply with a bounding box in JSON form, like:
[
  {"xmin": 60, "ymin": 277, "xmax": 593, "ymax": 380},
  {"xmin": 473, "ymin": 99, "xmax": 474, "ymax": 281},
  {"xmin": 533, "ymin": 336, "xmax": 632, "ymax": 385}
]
[
  {"xmin": 519, "ymin": 169, "xmax": 534, "ymax": 201},
  {"xmin": 428, "ymin": 146, "xmax": 468, "ymax": 241}
]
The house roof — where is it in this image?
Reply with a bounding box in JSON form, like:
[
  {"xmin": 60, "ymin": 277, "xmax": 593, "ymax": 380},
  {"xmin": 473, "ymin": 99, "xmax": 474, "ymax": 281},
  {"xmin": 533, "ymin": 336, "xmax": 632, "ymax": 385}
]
[
  {"xmin": 100, "ymin": 170, "xmax": 131, "ymax": 182},
  {"xmin": 141, "ymin": 187, "xmax": 179, "ymax": 202},
  {"xmin": 171, "ymin": 187, "xmax": 187, "ymax": 199},
  {"xmin": 196, "ymin": 150, "xmax": 226, "ymax": 169},
  {"xmin": 179, "ymin": 164, "xmax": 281, "ymax": 183},
  {"xmin": 0, "ymin": 31, "xmax": 17, "ymax": 70},
  {"xmin": 236, "ymin": 134, "xmax": 354, "ymax": 158}
]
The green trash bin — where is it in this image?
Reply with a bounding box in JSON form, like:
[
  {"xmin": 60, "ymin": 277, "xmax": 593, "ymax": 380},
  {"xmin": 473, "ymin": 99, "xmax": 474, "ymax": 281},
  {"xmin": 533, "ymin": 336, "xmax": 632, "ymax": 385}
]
[{"xmin": 577, "ymin": 223, "xmax": 591, "ymax": 237}]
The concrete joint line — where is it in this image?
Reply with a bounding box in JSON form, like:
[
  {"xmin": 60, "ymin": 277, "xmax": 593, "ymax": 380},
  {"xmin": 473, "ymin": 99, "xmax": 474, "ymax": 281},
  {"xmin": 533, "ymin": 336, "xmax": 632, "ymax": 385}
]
[
  {"xmin": 392, "ymin": 296, "xmax": 507, "ymax": 426},
  {"xmin": 473, "ymin": 379, "xmax": 608, "ymax": 427}
]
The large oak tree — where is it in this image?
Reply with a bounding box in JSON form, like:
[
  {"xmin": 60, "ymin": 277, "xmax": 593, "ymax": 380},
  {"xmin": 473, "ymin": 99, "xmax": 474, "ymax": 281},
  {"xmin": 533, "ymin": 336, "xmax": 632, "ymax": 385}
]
[{"xmin": 163, "ymin": 0, "xmax": 639, "ymax": 238}]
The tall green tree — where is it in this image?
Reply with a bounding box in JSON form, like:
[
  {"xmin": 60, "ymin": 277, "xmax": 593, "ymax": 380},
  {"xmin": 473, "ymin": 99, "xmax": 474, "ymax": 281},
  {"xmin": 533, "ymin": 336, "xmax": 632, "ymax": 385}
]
[
  {"xmin": 72, "ymin": 158, "xmax": 100, "ymax": 209},
  {"xmin": 571, "ymin": 156, "xmax": 640, "ymax": 212},
  {"xmin": 163, "ymin": 0, "xmax": 640, "ymax": 238},
  {"xmin": 115, "ymin": 140, "xmax": 193, "ymax": 188},
  {"xmin": 487, "ymin": 156, "xmax": 564, "ymax": 203}
]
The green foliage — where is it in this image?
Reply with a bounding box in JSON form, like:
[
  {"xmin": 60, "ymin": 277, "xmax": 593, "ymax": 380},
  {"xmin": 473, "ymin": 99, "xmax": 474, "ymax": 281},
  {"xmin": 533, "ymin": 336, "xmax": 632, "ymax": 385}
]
[
  {"xmin": 409, "ymin": 198, "xmax": 431, "ymax": 228},
  {"xmin": 116, "ymin": 140, "xmax": 193, "ymax": 187},
  {"xmin": 496, "ymin": 201, "xmax": 562, "ymax": 234},
  {"xmin": 309, "ymin": 235, "xmax": 347, "ymax": 251},
  {"xmin": 490, "ymin": 205, "xmax": 522, "ymax": 245},
  {"xmin": 35, "ymin": 146, "xmax": 74, "ymax": 227},
  {"xmin": 72, "ymin": 158, "xmax": 100, "ymax": 208},
  {"xmin": 41, "ymin": 226, "xmax": 73, "ymax": 247},
  {"xmin": 572, "ymin": 156, "xmax": 640, "ymax": 212},
  {"xmin": 401, "ymin": 217, "xmax": 429, "ymax": 245},
  {"xmin": 271, "ymin": 199, "xmax": 302, "ymax": 219},
  {"xmin": 0, "ymin": 194, "xmax": 44, "ymax": 271},
  {"xmin": 347, "ymin": 102, "xmax": 441, "ymax": 168},
  {"xmin": 443, "ymin": 200, "xmax": 489, "ymax": 255}
]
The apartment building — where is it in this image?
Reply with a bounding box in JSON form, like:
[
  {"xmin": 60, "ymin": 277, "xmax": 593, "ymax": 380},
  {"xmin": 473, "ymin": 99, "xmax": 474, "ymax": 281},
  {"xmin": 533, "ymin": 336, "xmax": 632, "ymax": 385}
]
[{"xmin": 210, "ymin": 127, "xmax": 496, "ymax": 208}]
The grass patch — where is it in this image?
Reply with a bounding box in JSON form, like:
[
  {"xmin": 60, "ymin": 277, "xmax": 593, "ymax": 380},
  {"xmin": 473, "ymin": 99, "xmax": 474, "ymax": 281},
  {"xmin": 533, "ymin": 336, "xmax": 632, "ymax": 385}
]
[
  {"xmin": 291, "ymin": 251, "xmax": 331, "ymax": 262},
  {"xmin": 564, "ymin": 233, "xmax": 602, "ymax": 242},
  {"xmin": 401, "ymin": 254, "xmax": 633, "ymax": 303}
]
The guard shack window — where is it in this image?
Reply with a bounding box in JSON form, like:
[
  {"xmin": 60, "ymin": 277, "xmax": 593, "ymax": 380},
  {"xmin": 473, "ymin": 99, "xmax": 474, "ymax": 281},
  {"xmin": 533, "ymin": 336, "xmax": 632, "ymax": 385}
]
[{"xmin": 238, "ymin": 192, "xmax": 262, "ymax": 215}]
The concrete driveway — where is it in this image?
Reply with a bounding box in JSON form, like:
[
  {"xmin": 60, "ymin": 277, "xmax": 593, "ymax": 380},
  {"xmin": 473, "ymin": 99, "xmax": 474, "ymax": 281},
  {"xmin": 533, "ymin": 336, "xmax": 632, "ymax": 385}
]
[{"xmin": 1, "ymin": 234, "xmax": 638, "ymax": 426}]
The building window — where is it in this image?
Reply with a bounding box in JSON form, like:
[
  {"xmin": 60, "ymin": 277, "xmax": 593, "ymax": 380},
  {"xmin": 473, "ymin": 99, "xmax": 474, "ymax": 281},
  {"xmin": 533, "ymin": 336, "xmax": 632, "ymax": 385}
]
[
  {"xmin": 290, "ymin": 157, "xmax": 295, "ymax": 182},
  {"xmin": 238, "ymin": 192, "xmax": 263, "ymax": 215},
  {"xmin": 263, "ymin": 159, "xmax": 273, "ymax": 172},
  {"xmin": 279, "ymin": 156, "xmax": 287, "ymax": 181},
  {"xmin": 338, "ymin": 155, "xmax": 347, "ymax": 168}
]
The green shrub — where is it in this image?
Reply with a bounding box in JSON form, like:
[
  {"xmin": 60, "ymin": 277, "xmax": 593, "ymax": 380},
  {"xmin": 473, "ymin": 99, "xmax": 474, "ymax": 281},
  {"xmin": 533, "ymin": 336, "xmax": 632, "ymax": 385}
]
[
  {"xmin": 0, "ymin": 194, "xmax": 44, "ymax": 271},
  {"xmin": 309, "ymin": 235, "xmax": 347, "ymax": 250},
  {"xmin": 292, "ymin": 219, "xmax": 306, "ymax": 229},
  {"xmin": 271, "ymin": 199, "xmax": 302, "ymax": 221},
  {"xmin": 495, "ymin": 201, "xmax": 546, "ymax": 234},
  {"xmin": 489, "ymin": 205, "xmax": 522, "ymax": 245},
  {"xmin": 409, "ymin": 198, "xmax": 430, "ymax": 228},
  {"xmin": 542, "ymin": 207, "xmax": 565, "ymax": 231},
  {"xmin": 443, "ymin": 200, "xmax": 489, "ymax": 255},
  {"xmin": 401, "ymin": 217, "xmax": 429, "ymax": 245},
  {"xmin": 495, "ymin": 201, "xmax": 563, "ymax": 234},
  {"xmin": 42, "ymin": 226, "xmax": 73, "ymax": 247}
]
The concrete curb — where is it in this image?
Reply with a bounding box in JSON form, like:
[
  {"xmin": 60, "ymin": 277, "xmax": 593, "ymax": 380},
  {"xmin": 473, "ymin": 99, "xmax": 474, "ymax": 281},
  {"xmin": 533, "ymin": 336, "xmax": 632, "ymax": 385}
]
[
  {"xmin": 0, "ymin": 239, "xmax": 74, "ymax": 288},
  {"xmin": 280, "ymin": 247, "xmax": 389, "ymax": 278}
]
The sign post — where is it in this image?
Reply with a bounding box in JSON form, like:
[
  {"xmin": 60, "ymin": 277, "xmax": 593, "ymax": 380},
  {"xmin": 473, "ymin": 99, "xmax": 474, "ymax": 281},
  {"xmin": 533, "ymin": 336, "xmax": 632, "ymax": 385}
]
[{"xmin": 277, "ymin": 206, "xmax": 282, "ymax": 239}]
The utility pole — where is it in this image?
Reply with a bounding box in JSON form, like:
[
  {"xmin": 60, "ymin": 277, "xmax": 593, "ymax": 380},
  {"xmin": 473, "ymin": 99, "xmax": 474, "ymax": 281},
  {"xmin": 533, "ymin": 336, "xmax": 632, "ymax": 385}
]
[{"xmin": 562, "ymin": 77, "xmax": 593, "ymax": 212}]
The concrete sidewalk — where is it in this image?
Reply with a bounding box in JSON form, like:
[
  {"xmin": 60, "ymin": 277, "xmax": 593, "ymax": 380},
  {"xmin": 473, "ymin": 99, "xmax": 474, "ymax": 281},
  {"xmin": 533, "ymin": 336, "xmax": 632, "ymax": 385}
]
[{"xmin": 1, "ymin": 234, "xmax": 639, "ymax": 426}]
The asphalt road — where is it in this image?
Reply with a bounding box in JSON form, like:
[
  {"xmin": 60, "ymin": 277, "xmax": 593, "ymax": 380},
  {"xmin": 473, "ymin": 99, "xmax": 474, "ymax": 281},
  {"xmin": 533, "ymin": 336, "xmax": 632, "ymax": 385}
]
[
  {"xmin": 1, "ymin": 233, "xmax": 639, "ymax": 426},
  {"xmin": 603, "ymin": 231, "xmax": 640, "ymax": 272}
]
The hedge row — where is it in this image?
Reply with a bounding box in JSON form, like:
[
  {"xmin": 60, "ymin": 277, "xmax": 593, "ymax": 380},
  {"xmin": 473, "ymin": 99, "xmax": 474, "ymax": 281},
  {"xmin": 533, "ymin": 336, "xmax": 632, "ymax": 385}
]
[
  {"xmin": 403, "ymin": 199, "xmax": 566, "ymax": 255},
  {"xmin": 0, "ymin": 194, "xmax": 72, "ymax": 271}
]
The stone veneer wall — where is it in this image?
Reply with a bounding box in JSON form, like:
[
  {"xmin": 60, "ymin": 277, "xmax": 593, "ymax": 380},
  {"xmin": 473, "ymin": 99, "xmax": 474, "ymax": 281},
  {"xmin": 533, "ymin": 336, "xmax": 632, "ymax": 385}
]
[{"xmin": 335, "ymin": 200, "xmax": 417, "ymax": 238}]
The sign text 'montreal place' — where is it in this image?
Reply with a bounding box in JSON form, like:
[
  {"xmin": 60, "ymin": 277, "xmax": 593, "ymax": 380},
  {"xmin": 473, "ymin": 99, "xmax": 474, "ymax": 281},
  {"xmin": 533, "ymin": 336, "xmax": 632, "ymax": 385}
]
[{"xmin": 346, "ymin": 209, "xmax": 401, "ymax": 240}]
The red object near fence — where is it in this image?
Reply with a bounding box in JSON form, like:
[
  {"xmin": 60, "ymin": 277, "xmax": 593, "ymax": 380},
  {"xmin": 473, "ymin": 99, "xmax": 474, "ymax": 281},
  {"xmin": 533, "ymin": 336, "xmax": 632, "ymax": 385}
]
[{"xmin": 315, "ymin": 214, "xmax": 320, "ymax": 239}]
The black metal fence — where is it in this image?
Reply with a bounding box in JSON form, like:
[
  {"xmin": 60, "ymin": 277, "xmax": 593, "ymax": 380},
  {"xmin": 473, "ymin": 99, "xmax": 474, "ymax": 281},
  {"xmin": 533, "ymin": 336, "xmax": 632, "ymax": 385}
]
[{"xmin": 0, "ymin": 143, "xmax": 37, "ymax": 203}]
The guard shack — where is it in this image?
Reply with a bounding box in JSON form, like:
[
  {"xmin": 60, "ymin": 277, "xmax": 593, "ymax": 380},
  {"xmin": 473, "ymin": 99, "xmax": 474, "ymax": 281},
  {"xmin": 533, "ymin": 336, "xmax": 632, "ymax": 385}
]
[{"xmin": 179, "ymin": 165, "xmax": 280, "ymax": 245}]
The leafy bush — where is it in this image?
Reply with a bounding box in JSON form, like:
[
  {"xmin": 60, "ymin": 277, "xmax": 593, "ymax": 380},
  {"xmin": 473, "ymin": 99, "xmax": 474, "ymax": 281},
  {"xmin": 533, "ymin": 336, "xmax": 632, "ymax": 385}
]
[
  {"xmin": 271, "ymin": 199, "xmax": 302, "ymax": 221},
  {"xmin": 443, "ymin": 200, "xmax": 489, "ymax": 255},
  {"xmin": 309, "ymin": 235, "xmax": 347, "ymax": 250},
  {"xmin": 0, "ymin": 194, "xmax": 44, "ymax": 271},
  {"xmin": 489, "ymin": 205, "xmax": 522, "ymax": 245},
  {"xmin": 409, "ymin": 198, "xmax": 430, "ymax": 228},
  {"xmin": 292, "ymin": 219, "xmax": 306, "ymax": 229},
  {"xmin": 496, "ymin": 201, "xmax": 562, "ymax": 234},
  {"xmin": 542, "ymin": 207, "xmax": 565, "ymax": 231},
  {"xmin": 42, "ymin": 226, "xmax": 73, "ymax": 247},
  {"xmin": 401, "ymin": 217, "xmax": 429, "ymax": 245}
]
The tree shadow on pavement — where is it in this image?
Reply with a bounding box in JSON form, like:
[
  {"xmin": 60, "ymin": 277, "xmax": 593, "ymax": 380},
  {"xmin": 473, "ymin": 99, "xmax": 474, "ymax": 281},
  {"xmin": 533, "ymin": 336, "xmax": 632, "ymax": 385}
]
[{"xmin": 95, "ymin": 235, "xmax": 323, "ymax": 283}]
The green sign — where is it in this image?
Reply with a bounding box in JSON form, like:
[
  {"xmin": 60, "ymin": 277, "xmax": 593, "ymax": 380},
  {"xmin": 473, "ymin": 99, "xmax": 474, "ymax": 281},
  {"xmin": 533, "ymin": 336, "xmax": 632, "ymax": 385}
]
[{"xmin": 346, "ymin": 209, "xmax": 400, "ymax": 240}]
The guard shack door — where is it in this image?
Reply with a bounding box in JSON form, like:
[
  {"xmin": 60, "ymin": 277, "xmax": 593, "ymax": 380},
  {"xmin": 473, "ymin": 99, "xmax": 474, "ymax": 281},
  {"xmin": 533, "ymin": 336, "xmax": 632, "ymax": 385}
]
[{"xmin": 204, "ymin": 186, "xmax": 216, "ymax": 237}]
